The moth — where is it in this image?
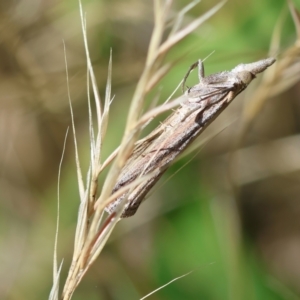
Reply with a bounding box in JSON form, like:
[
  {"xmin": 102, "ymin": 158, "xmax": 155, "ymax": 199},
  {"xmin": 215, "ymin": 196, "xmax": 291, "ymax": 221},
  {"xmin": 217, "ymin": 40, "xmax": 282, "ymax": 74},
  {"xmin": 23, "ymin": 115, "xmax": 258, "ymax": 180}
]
[
  {"xmin": 180, "ymin": 57, "xmax": 275, "ymax": 120},
  {"xmin": 105, "ymin": 57, "xmax": 276, "ymax": 217}
]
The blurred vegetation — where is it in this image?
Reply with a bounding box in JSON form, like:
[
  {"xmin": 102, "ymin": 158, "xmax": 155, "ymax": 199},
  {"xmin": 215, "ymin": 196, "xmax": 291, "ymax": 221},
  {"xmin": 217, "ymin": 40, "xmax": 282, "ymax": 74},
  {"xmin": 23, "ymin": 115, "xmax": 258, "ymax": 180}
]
[{"xmin": 1, "ymin": 0, "xmax": 300, "ymax": 299}]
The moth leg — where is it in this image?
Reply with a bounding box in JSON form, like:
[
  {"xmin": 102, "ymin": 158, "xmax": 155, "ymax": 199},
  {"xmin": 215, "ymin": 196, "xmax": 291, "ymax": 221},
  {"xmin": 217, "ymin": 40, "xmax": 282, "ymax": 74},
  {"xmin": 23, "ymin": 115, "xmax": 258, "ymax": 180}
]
[
  {"xmin": 181, "ymin": 60, "xmax": 201, "ymax": 93},
  {"xmin": 198, "ymin": 59, "xmax": 204, "ymax": 81}
]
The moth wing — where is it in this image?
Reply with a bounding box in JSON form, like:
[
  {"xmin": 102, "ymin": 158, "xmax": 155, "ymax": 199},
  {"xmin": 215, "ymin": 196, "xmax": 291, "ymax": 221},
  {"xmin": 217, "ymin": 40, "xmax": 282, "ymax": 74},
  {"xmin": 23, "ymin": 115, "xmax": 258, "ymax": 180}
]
[{"xmin": 187, "ymin": 84, "xmax": 232, "ymax": 103}]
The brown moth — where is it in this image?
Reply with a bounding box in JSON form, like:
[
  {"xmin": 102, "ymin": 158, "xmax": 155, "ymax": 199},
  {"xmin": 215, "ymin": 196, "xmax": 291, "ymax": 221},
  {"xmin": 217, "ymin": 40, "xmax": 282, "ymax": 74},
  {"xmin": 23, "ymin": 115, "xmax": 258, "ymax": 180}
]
[{"xmin": 105, "ymin": 58, "xmax": 276, "ymax": 217}]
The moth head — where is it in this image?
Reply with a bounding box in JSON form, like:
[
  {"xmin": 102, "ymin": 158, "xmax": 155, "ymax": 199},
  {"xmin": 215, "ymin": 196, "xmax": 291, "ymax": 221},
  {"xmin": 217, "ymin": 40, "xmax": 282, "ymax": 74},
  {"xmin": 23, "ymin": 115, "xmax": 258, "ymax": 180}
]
[
  {"xmin": 232, "ymin": 58, "xmax": 275, "ymax": 85},
  {"xmin": 236, "ymin": 70, "xmax": 256, "ymax": 85}
]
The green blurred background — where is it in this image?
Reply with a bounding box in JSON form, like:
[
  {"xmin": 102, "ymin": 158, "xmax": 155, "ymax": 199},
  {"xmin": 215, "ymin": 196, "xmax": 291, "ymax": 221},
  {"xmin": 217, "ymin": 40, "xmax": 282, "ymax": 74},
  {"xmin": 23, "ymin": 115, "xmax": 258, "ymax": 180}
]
[{"xmin": 1, "ymin": 0, "xmax": 300, "ymax": 299}]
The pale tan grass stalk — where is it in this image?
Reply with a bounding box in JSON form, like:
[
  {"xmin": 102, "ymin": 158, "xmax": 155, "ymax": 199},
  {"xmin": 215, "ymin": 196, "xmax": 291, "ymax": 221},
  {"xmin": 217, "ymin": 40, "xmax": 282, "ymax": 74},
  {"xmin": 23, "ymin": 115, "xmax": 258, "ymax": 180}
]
[
  {"xmin": 49, "ymin": 128, "xmax": 69, "ymax": 300},
  {"xmin": 236, "ymin": 1, "xmax": 300, "ymax": 143},
  {"xmin": 157, "ymin": 1, "xmax": 226, "ymax": 57},
  {"xmin": 227, "ymin": 1, "xmax": 300, "ymax": 192},
  {"xmin": 139, "ymin": 263, "xmax": 216, "ymax": 299},
  {"xmin": 55, "ymin": 1, "xmax": 226, "ymax": 299},
  {"xmin": 224, "ymin": 6, "xmax": 300, "ymax": 278},
  {"xmin": 140, "ymin": 270, "xmax": 194, "ymax": 300}
]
